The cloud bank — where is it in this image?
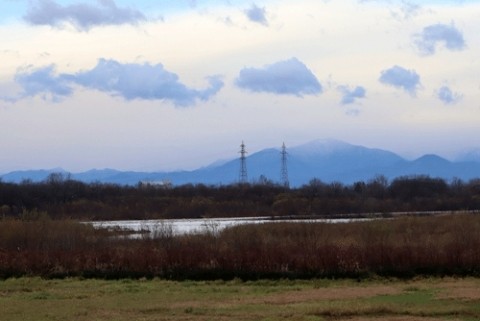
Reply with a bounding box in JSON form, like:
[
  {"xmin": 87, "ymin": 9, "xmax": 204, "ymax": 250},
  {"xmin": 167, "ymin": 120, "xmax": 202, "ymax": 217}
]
[
  {"xmin": 235, "ymin": 58, "xmax": 322, "ymax": 96},
  {"xmin": 6, "ymin": 59, "xmax": 224, "ymax": 106},
  {"xmin": 24, "ymin": 0, "xmax": 147, "ymax": 31},
  {"xmin": 244, "ymin": 4, "xmax": 268, "ymax": 26},
  {"xmin": 414, "ymin": 23, "xmax": 465, "ymax": 55},
  {"xmin": 338, "ymin": 86, "xmax": 366, "ymax": 104},
  {"xmin": 379, "ymin": 65, "xmax": 420, "ymax": 95}
]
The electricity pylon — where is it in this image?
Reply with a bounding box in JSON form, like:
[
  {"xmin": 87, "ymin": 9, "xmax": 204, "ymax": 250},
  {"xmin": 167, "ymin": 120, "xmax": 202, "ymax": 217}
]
[
  {"xmin": 281, "ymin": 142, "xmax": 289, "ymax": 188},
  {"xmin": 239, "ymin": 141, "xmax": 248, "ymax": 184}
]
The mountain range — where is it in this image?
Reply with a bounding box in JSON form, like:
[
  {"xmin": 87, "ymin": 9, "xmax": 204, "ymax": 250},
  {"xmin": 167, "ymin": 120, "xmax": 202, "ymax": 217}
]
[{"xmin": 3, "ymin": 139, "xmax": 480, "ymax": 187}]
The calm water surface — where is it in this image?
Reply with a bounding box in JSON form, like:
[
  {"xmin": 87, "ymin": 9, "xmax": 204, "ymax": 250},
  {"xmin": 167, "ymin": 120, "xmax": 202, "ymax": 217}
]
[{"xmin": 88, "ymin": 217, "xmax": 362, "ymax": 237}]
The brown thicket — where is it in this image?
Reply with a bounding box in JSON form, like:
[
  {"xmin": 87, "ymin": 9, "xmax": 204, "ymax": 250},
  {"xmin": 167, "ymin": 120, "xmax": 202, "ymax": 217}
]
[{"xmin": 1, "ymin": 214, "xmax": 480, "ymax": 279}]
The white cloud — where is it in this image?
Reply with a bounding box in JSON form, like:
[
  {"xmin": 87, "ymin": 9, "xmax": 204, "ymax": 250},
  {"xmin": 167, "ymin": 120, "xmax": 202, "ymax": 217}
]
[
  {"xmin": 379, "ymin": 65, "xmax": 421, "ymax": 96},
  {"xmin": 73, "ymin": 59, "xmax": 224, "ymax": 106},
  {"xmin": 414, "ymin": 23, "xmax": 465, "ymax": 55},
  {"xmin": 244, "ymin": 3, "xmax": 268, "ymax": 26},
  {"xmin": 3, "ymin": 59, "xmax": 224, "ymax": 106},
  {"xmin": 338, "ymin": 85, "xmax": 366, "ymax": 104},
  {"xmin": 235, "ymin": 57, "xmax": 322, "ymax": 96},
  {"xmin": 11, "ymin": 65, "xmax": 73, "ymax": 101},
  {"xmin": 390, "ymin": 0, "xmax": 422, "ymax": 21},
  {"xmin": 437, "ymin": 86, "xmax": 462, "ymax": 105},
  {"xmin": 24, "ymin": 0, "xmax": 147, "ymax": 31}
]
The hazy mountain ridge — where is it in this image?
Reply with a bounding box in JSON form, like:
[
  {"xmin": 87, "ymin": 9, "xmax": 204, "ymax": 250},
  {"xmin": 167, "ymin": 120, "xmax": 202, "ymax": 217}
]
[
  {"xmin": 456, "ymin": 148, "xmax": 480, "ymax": 163},
  {"xmin": 3, "ymin": 139, "xmax": 480, "ymax": 187}
]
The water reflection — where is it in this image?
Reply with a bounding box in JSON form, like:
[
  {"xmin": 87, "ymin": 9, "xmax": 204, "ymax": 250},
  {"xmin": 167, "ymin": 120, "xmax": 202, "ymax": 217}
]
[{"xmin": 88, "ymin": 217, "xmax": 363, "ymax": 238}]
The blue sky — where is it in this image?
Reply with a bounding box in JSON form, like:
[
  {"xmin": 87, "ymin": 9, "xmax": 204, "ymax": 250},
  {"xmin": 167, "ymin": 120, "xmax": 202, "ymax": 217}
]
[{"xmin": 0, "ymin": 0, "xmax": 479, "ymax": 173}]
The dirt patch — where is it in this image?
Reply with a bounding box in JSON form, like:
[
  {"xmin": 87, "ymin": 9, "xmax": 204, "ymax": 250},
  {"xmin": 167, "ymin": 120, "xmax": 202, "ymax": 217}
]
[
  {"xmin": 343, "ymin": 316, "xmax": 454, "ymax": 321},
  {"xmin": 166, "ymin": 284, "xmax": 400, "ymax": 310},
  {"xmin": 435, "ymin": 278, "xmax": 480, "ymax": 301},
  {"xmin": 255, "ymin": 285, "xmax": 400, "ymax": 305}
]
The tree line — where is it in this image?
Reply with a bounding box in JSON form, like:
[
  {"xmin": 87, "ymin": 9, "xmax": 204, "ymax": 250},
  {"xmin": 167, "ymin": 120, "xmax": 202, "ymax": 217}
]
[{"xmin": 1, "ymin": 173, "xmax": 480, "ymax": 220}]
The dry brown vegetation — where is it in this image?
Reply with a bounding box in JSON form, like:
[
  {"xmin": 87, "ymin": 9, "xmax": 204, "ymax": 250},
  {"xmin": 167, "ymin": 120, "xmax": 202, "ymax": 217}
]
[{"xmin": 1, "ymin": 213, "xmax": 480, "ymax": 279}]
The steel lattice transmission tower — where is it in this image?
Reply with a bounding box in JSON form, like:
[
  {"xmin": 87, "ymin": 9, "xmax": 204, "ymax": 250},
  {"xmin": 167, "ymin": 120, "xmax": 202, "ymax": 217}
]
[
  {"xmin": 239, "ymin": 141, "xmax": 248, "ymax": 184},
  {"xmin": 280, "ymin": 142, "xmax": 289, "ymax": 188}
]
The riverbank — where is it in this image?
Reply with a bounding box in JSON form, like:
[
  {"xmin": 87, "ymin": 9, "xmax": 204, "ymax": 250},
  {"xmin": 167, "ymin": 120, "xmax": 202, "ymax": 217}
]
[{"xmin": 1, "ymin": 277, "xmax": 480, "ymax": 321}]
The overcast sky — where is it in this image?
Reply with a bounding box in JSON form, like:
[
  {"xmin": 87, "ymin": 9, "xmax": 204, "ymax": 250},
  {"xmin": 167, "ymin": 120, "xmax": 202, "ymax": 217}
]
[{"xmin": 1, "ymin": 0, "xmax": 479, "ymax": 173}]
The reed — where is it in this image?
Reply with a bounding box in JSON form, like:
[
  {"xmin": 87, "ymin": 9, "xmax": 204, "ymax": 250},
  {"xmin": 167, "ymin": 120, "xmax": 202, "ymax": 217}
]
[{"xmin": 1, "ymin": 214, "xmax": 480, "ymax": 279}]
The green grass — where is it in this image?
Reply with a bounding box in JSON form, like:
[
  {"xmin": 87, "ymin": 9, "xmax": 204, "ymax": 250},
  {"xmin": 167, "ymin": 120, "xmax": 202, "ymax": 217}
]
[{"xmin": 1, "ymin": 277, "xmax": 480, "ymax": 321}]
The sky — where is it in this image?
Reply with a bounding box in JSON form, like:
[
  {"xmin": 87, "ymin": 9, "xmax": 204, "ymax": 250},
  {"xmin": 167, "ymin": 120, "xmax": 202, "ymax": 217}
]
[{"xmin": 1, "ymin": 0, "xmax": 480, "ymax": 173}]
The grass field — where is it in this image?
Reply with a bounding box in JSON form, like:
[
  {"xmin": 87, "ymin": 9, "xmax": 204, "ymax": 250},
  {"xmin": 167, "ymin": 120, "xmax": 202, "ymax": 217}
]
[{"xmin": 1, "ymin": 277, "xmax": 480, "ymax": 321}]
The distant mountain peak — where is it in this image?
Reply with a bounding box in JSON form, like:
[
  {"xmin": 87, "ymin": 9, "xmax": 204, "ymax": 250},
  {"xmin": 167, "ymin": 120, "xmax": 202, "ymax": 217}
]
[
  {"xmin": 291, "ymin": 138, "xmax": 353, "ymax": 155},
  {"xmin": 84, "ymin": 168, "xmax": 119, "ymax": 174},
  {"xmin": 414, "ymin": 154, "xmax": 450, "ymax": 164},
  {"xmin": 303, "ymin": 138, "xmax": 351, "ymax": 147}
]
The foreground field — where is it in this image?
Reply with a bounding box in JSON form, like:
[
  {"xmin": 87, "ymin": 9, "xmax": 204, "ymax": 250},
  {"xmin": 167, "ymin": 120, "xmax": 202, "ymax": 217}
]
[{"xmin": 1, "ymin": 277, "xmax": 480, "ymax": 321}]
